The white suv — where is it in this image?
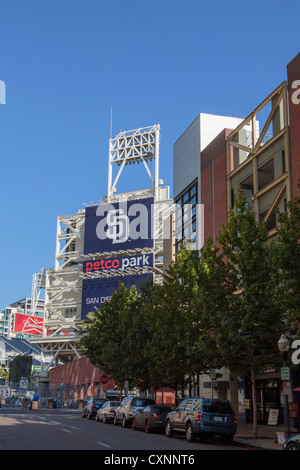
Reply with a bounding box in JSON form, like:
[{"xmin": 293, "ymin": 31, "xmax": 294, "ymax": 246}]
[{"xmin": 113, "ymin": 397, "xmax": 155, "ymax": 427}]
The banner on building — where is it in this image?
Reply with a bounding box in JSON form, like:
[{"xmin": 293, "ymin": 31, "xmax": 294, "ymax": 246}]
[
  {"xmin": 14, "ymin": 313, "xmax": 44, "ymax": 336},
  {"xmin": 83, "ymin": 253, "xmax": 153, "ymax": 274},
  {"xmin": 81, "ymin": 273, "xmax": 152, "ymax": 320},
  {"xmin": 84, "ymin": 197, "xmax": 154, "ymax": 254}
]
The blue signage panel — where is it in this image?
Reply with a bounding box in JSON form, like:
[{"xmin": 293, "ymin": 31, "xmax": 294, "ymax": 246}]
[
  {"xmin": 84, "ymin": 197, "xmax": 154, "ymax": 255},
  {"xmin": 81, "ymin": 273, "xmax": 152, "ymax": 320}
]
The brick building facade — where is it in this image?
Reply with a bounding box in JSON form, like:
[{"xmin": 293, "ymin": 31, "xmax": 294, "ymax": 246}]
[
  {"xmin": 200, "ymin": 128, "xmax": 232, "ymax": 244},
  {"xmin": 287, "ymin": 52, "xmax": 300, "ymax": 199},
  {"xmin": 48, "ymin": 355, "xmax": 175, "ymax": 406},
  {"xmin": 49, "ymin": 356, "xmax": 116, "ymax": 402}
]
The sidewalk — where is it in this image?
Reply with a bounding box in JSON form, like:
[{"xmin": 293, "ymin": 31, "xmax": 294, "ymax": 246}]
[{"xmin": 233, "ymin": 422, "xmax": 299, "ymax": 450}]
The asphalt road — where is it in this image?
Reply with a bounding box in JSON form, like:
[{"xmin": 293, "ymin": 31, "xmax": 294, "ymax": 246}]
[{"xmin": 0, "ymin": 408, "xmax": 245, "ymax": 453}]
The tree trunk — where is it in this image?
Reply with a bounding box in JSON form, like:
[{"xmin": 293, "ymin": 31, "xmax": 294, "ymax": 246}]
[
  {"xmin": 191, "ymin": 374, "xmax": 196, "ymax": 397},
  {"xmin": 250, "ymin": 363, "xmax": 258, "ymax": 438}
]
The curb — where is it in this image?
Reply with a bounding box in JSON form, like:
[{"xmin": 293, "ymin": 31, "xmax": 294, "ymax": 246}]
[{"xmin": 233, "ymin": 439, "xmax": 281, "ymax": 451}]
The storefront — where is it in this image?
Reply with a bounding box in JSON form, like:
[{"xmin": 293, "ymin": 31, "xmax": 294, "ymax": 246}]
[
  {"xmin": 244, "ymin": 370, "xmax": 300, "ymax": 427},
  {"xmin": 255, "ymin": 378, "xmax": 282, "ymax": 425},
  {"xmin": 244, "ymin": 373, "xmax": 283, "ymax": 425}
]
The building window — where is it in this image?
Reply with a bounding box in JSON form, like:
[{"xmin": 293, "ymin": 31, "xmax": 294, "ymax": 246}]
[
  {"xmin": 258, "ymin": 159, "xmax": 274, "ymax": 191},
  {"xmin": 281, "ymin": 150, "xmax": 286, "ymax": 174},
  {"xmin": 174, "ymin": 180, "xmax": 198, "ymax": 252}
]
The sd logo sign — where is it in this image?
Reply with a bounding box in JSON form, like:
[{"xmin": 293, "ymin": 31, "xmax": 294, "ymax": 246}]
[
  {"xmin": 84, "ymin": 197, "xmax": 154, "ymax": 255},
  {"xmin": 101, "ymin": 208, "xmax": 130, "ymax": 244}
]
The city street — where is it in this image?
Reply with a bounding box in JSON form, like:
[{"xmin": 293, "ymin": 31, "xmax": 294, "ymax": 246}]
[{"xmin": 0, "ymin": 408, "xmax": 245, "ymax": 452}]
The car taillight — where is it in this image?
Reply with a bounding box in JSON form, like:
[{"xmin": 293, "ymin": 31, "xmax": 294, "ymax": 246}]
[
  {"xmin": 234, "ymin": 416, "xmax": 237, "ymax": 424},
  {"xmin": 153, "ymin": 413, "xmax": 160, "ymax": 419},
  {"xmin": 196, "ymin": 413, "xmax": 203, "ymax": 421},
  {"xmin": 109, "ymin": 409, "xmax": 114, "ymax": 413},
  {"xmin": 92, "ymin": 405, "xmax": 96, "ymax": 409}
]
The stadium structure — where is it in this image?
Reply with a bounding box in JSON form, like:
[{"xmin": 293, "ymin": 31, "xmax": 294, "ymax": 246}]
[{"xmin": 30, "ymin": 124, "xmax": 173, "ymax": 374}]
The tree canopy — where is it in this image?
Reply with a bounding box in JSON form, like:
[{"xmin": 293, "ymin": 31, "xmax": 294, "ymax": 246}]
[{"xmin": 80, "ymin": 190, "xmax": 300, "ymax": 438}]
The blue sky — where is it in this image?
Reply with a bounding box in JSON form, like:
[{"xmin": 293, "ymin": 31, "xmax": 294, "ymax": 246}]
[{"xmin": 0, "ymin": 0, "xmax": 299, "ymax": 309}]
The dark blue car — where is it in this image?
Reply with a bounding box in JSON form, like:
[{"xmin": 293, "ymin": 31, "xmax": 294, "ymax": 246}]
[{"xmin": 165, "ymin": 397, "xmax": 237, "ymax": 443}]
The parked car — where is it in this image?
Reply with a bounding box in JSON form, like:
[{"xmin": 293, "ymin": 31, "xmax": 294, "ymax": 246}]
[
  {"xmin": 165, "ymin": 397, "xmax": 237, "ymax": 443},
  {"xmin": 113, "ymin": 396, "xmax": 156, "ymax": 427},
  {"xmin": 283, "ymin": 434, "xmax": 300, "ymax": 450},
  {"xmin": 81, "ymin": 398, "xmax": 107, "ymax": 419},
  {"xmin": 132, "ymin": 405, "xmax": 172, "ymax": 433},
  {"xmin": 95, "ymin": 401, "xmax": 121, "ymax": 423}
]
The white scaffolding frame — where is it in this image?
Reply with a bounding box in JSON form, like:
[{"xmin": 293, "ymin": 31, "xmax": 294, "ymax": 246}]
[
  {"xmin": 30, "ymin": 268, "xmax": 46, "ymax": 316},
  {"xmin": 55, "ymin": 210, "xmax": 85, "ymax": 270}
]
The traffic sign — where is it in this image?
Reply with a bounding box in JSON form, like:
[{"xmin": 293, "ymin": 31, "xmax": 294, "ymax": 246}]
[
  {"xmin": 281, "ymin": 367, "xmax": 290, "ymax": 380},
  {"xmin": 100, "ymin": 374, "xmax": 109, "ymax": 384},
  {"xmin": 283, "ymin": 381, "xmax": 291, "ymax": 395}
]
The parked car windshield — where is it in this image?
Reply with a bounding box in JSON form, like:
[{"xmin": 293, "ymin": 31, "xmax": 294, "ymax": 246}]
[
  {"xmin": 132, "ymin": 398, "xmax": 155, "ymax": 407},
  {"xmin": 202, "ymin": 400, "xmax": 233, "ymax": 414}
]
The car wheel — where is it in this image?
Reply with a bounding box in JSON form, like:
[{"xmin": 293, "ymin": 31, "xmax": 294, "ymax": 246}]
[
  {"xmin": 145, "ymin": 419, "xmax": 151, "ymax": 433},
  {"xmin": 186, "ymin": 423, "xmax": 195, "ymax": 442},
  {"xmin": 286, "ymin": 442, "xmax": 299, "ymax": 450},
  {"xmin": 113, "ymin": 414, "xmax": 118, "ymax": 426},
  {"xmin": 88, "ymin": 411, "xmax": 92, "ymax": 420},
  {"xmin": 132, "ymin": 418, "xmax": 136, "ymax": 430},
  {"xmin": 122, "ymin": 415, "xmax": 127, "ymax": 428},
  {"xmin": 165, "ymin": 420, "xmax": 173, "ymax": 437},
  {"xmin": 82, "ymin": 410, "xmax": 85, "ymax": 418}
]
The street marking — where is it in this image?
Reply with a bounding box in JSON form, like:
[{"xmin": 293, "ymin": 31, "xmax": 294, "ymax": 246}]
[
  {"xmin": 62, "ymin": 429, "xmax": 72, "ymax": 433},
  {"xmin": 98, "ymin": 435, "xmax": 120, "ymax": 443},
  {"xmin": 96, "ymin": 441, "xmax": 111, "ymax": 448}
]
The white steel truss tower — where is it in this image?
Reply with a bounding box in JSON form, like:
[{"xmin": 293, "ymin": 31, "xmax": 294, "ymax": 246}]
[{"xmin": 107, "ymin": 124, "xmax": 161, "ymax": 199}]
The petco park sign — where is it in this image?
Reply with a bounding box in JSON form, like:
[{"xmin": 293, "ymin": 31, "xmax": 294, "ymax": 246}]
[{"xmin": 83, "ymin": 253, "xmax": 153, "ymax": 273}]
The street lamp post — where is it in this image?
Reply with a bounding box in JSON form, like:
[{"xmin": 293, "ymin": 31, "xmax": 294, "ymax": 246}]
[{"xmin": 278, "ymin": 334, "xmax": 291, "ymax": 439}]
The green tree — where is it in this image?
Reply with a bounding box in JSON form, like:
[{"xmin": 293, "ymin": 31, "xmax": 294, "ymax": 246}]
[
  {"xmin": 202, "ymin": 192, "xmax": 284, "ymax": 438},
  {"xmin": 80, "ymin": 279, "xmax": 165, "ymax": 392},
  {"xmin": 80, "ymin": 283, "xmax": 130, "ymax": 389},
  {"xmin": 0, "ymin": 367, "xmax": 9, "ymax": 379},
  {"xmin": 271, "ymin": 190, "xmax": 300, "ymax": 334},
  {"xmin": 146, "ymin": 246, "xmax": 212, "ymax": 393},
  {"xmin": 194, "ymin": 236, "xmax": 237, "ymax": 370}
]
